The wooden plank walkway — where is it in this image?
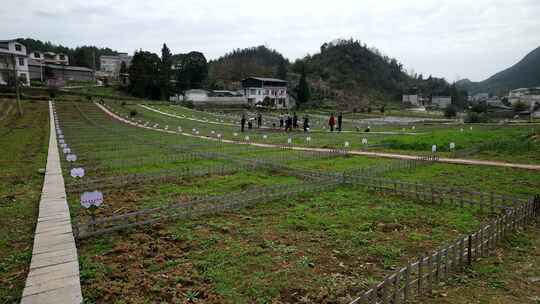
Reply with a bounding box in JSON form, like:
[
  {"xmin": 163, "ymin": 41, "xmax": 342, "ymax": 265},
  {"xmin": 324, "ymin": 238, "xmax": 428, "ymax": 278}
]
[
  {"xmin": 98, "ymin": 103, "xmax": 540, "ymax": 171},
  {"xmin": 21, "ymin": 101, "xmax": 82, "ymax": 304}
]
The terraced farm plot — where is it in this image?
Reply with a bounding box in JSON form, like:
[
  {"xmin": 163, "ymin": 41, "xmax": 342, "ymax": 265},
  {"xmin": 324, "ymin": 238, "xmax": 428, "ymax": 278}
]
[
  {"xmin": 0, "ymin": 101, "xmax": 49, "ymax": 303},
  {"xmin": 106, "ymin": 102, "xmax": 540, "ymax": 163},
  {"xmin": 3, "ymin": 97, "xmax": 538, "ymax": 304}
]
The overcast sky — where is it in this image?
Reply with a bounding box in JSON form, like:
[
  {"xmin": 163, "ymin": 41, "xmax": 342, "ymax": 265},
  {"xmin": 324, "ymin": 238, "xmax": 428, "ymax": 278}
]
[{"xmin": 3, "ymin": 0, "xmax": 539, "ymax": 81}]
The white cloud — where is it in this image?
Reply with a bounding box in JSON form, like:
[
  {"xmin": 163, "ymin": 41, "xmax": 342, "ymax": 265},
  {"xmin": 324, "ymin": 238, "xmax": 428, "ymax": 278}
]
[{"xmin": 1, "ymin": 0, "xmax": 539, "ymax": 81}]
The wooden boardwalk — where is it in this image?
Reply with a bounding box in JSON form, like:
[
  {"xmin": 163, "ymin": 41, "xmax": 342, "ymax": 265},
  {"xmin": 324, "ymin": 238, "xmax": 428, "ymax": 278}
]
[
  {"xmin": 98, "ymin": 103, "xmax": 540, "ymax": 171},
  {"xmin": 21, "ymin": 101, "xmax": 82, "ymax": 303}
]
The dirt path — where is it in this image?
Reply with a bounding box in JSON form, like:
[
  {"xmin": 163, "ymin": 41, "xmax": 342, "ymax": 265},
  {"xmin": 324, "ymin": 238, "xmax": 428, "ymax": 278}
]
[{"xmin": 97, "ymin": 103, "xmax": 540, "ymax": 171}]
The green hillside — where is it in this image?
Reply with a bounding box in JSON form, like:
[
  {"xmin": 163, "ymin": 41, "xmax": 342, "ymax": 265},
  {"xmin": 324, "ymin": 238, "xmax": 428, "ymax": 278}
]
[{"xmin": 457, "ymin": 46, "xmax": 540, "ymax": 95}]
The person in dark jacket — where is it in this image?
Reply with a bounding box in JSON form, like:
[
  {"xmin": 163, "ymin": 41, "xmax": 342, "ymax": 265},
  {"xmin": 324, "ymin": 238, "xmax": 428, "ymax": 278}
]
[
  {"xmin": 279, "ymin": 115, "xmax": 284, "ymax": 129},
  {"xmin": 328, "ymin": 113, "xmax": 336, "ymax": 132},
  {"xmin": 241, "ymin": 114, "xmax": 246, "ymax": 132},
  {"xmin": 257, "ymin": 113, "xmax": 262, "ymax": 128},
  {"xmin": 293, "ymin": 112, "xmax": 298, "ymax": 129},
  {"xmin": 286, "ymin": 115, "xmax": 293, "ymax": 132},
  {"xmin": 338, "ymin": 112, "xmax": 343, "ymax": 132},
  {"xmin": 303, "ymin": 115, "xmax": 310, "ymax": 132}
]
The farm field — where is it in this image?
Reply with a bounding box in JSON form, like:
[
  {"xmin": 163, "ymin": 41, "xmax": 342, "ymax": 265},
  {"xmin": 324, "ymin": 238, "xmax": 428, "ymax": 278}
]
[
  {"xmin": 1, "ymin": 97, "xmax": 539, "ymax": 303},
  {"xmin": 107, "ymin": 102, "xmax": 540, "ymax": 164},
  {"xmin": 0, "ymin": 100, "xmax": 49, "ymax": 303}
]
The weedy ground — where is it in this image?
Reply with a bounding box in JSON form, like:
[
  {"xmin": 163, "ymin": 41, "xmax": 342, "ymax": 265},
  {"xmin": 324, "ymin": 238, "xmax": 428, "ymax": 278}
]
[{"xmin": 0, "ymin": 100, "xmax": 49, "ymax": 303}]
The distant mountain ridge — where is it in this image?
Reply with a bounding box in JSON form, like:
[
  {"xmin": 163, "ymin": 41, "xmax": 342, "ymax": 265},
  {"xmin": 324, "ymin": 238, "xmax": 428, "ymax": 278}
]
[{"xmin": 457, "ymin": 46, "xmax": 540, "ymax": 95}]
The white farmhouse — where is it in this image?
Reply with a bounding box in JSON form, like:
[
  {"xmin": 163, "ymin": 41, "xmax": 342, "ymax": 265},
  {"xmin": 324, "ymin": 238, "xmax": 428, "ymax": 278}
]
[
  {"xmin": 431, "ymin": 96, "xmax": 452, "ymax": 108},
  {"xmin": 99, "ymin": 53, "xmax": 132, "ymax": 79},
  {"xmin": 0, "ymin": 39, "xmax": 30, "ymax": 86},
  {"xmin": 402, "ymin": 94, "xmax": 420, "ymax": 106},
  {"xmin": 241, "ymin": 77, "xmax": 290, "ymax": 109},
  {"xmin": 508, "ymin": 87, "xmax": 540, "ymax": 110}
]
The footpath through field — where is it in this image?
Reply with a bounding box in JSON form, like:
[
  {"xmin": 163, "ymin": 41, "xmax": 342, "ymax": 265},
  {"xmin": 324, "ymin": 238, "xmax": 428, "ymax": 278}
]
[
  {"xmin": 98, "ymin": 103, "xmax": 540, "ymax": 171},
  {"xmin": 21, "ymin": 101, "xmax": 82, "ymax": 304}
]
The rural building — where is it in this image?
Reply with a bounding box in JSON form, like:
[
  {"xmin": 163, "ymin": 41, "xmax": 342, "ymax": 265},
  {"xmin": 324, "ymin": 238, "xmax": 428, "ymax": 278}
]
[
  {"xmin": 171, "ymin": 89, "xmax": 247, "ymax": 107},
  {"xmin": 0, "ymin": 39, "xmax": 30, "ymax": 86},
  {"xmin": 471, "ymin": 93, "xmax": 489, "ymax": 102},
  {"xmin": 99, "ymin": 53, "xmax": 132, "ymax": 79},
  {"xmin": 241, "ymin": 77, "xmax": 290, "ymax": 109},
  {"xmin": 29, "ymin": 51, "xmax": 69, "ymax": 65},
  {"xmin": 402, "ymin": 94, "xmax": 420, "ymax": 105},
  {"xmin": 508, "ymin": 87, "xmax": 540, "ymax": 110},
  {"xmin": 28, "ymin": 61, "xmax": 94, "ymax": 83},
  {"xmin": 431, "ymin": 96, "xmax": 452, "ymax": 108}
]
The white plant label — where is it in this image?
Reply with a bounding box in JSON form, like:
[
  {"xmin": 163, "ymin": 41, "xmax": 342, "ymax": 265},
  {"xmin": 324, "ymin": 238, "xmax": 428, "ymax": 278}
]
[
  {"xmin": 217, "ymin": 134, "xmax": 222, "ymax": 138},
  {"xmin": 432, "ymin": 145, "xmax": 437, "ymax": 153},
  {"xmin": 80, "ymin": 191, "xmax": 103, "ymax": 209},
  {"xmin": 344, "ymin": 141, "xmax": 350, "ymax": 148},
  {"xmin": 211, "ymin": 130, "xmax": 215, "ymax": 134},
  {"xmin": 70, "ymin": 167, "xmax": 85, "ymax": 178},
  {"xmin": 263, "ymin": 135, "xmax": 268, "ymax": 140},
  {"xmin": 306, "ymin": 137, "xmax": 311, "ymax": 142},
  {"xmin": 362, "ymin": 138, "xmax": 368, "ymax": 145},
  {"xmin": 245, "ymin": 136, "xmax": 250, "ymax": 141},
  {"xmin": 450, "ymin": 142, "xmax": 456, "ymax": 150},
  {"xmin": 66, "ymin": 154, "xmax": 77, "ymax": 162},
  {"xmin": 287, "ymin": 138, "xmax": 292, "ymax": 144},
  {"xmin": 234, "ymin": 133, "xmax": 238, "ymax": 137}
]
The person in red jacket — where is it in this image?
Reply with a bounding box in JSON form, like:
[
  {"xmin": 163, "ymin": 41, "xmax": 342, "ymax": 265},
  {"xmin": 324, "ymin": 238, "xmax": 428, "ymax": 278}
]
[{"xmin": 328, "ymin": 113, "xmax": 336, "ymax": 132}]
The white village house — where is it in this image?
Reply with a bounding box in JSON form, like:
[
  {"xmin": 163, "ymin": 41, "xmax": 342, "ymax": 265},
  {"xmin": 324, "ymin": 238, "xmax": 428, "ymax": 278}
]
[
  {"xmin": 171, "ymin": 77, "xmax": 292, "ymax": 109},
  {"xmin": 402, "ymin": 94, "xmax": 420, "ymax": 106},
  {"xmin": 241, "ymin": 77, "xmax": 290, "ymax": 109},
  {"xmin": 98, "ymin": 53, "xmax": 132, "ymax": 79},
  {"xmin": 431, "ymin": 96, "xmax": 452, "ymax": 108},
  {"xmin": 508, "ymin": 87, "xmax": 540, "ymax": 110},
  {"xmin": 0, "ymin": 39, "xmax": 30, "ymax": 86}
]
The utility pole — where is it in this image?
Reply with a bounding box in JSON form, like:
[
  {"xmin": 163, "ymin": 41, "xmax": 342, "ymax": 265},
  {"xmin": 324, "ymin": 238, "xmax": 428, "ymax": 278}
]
[{"xmin": 11, "ymin": 54, "xmax": 23, "ymax": 116}]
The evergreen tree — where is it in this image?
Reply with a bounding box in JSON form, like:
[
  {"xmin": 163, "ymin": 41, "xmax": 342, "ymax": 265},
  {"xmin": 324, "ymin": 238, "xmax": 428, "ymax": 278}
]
[
  {"xmin": 175, "ymin": 51, "xmax": 208, "ymax": 92},
  {"xmin": 276, "ymin": 59, "xmax": 288, "ymax": 80},
  {"xmin": 296, "ymin": 64, "xmax": 310, "ymax": 107},
  {"xmin": 128, "ymin": 51, "xmax": 161, "ymax": 99},
  {"xmin": 160, "ymin": 43, "xmax": 173, "ymax": 99}
]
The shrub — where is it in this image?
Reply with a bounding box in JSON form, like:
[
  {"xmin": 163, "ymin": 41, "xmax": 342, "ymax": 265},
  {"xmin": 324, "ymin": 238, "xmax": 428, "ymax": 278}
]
[
  {"xmin": 48, "ymin": 87, "xmax": 58, "ymax": 99},
  {"xmin": 121, "ymin": 101, "xmax": 127, "ymax": 107},
  {"xmin": 471, "ymin": 102, "xmax": 487, "ymax": 113},
  {"xmin": 444, "ymin": 105, "xmax": 457, "ymax": 118},
  {"xmin": 512, "ymin": 101, "xmax": 529, "ymax": 113},
  {"xmin": 130, "ymin": 109, "xmax": 137, "ymax": 117},
  {"xmin": 465, "ymin": 111, "xmax": 488, "ymax": 123}
]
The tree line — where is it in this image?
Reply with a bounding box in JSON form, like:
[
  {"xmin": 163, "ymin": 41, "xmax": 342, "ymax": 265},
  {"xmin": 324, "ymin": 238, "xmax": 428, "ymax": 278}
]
[{"xmin": 127, "ymin": 44, "xmax": 208, "ymax": 100}]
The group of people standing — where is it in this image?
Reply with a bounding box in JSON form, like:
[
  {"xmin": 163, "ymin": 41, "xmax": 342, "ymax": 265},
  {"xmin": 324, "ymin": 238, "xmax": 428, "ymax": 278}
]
[
  {"xmin": 278, "ymin": 113, "xmax": 310, "ymax": 132},
  {"xmin": 328, "ymin": 112, "xmax": 343, "ymax": 132},
  {"xmin": 240, "ymin": 111, "xmax": 345, "ymax": 133},
  {"xmin": 240, "ymin": 113, "xmax": 263, "ymax": 132}
]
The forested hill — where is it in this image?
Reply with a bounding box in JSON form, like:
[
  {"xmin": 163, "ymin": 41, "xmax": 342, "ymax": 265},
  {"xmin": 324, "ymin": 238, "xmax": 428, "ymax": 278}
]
[
  {"xmin": 208, "ymin": 46, "xmax": 288, "ymax": 89},
  {"xmin": 15, "ymin": 38, "xmax": 119, "ymax": 70},
  {"xmin": 457, "ymin": 46, "xmax": 540, "ymax": 95},
  {"xmin": 292, "ymin": 39, "xmax": 413, "ymax": 108}
]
